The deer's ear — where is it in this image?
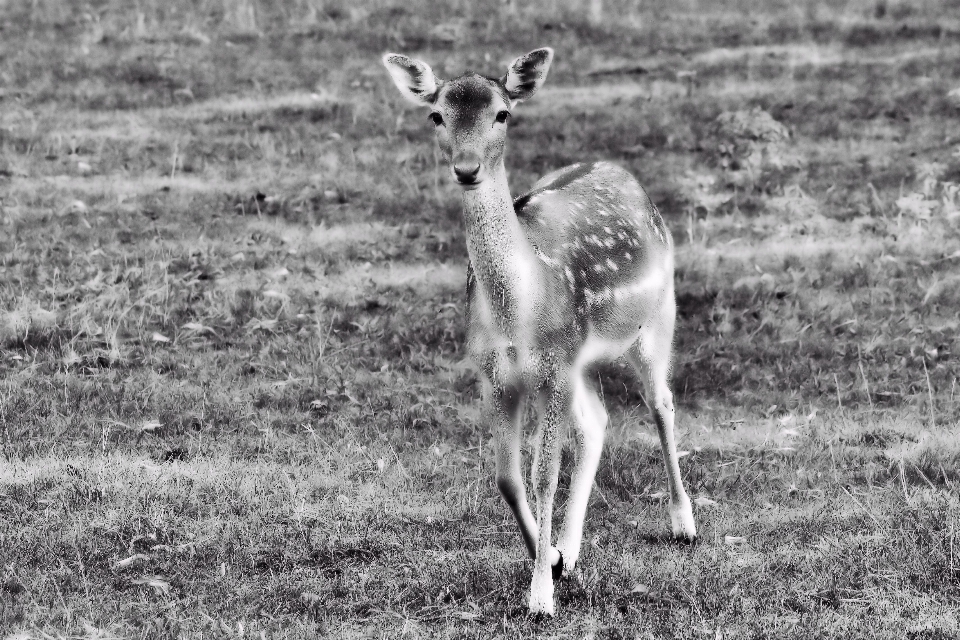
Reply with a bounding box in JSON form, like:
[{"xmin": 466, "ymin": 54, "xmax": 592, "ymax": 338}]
[
  {"xmin": 382, "ymin": 53, "xmax": 441, "ymax": 106},
  {"xmin": 502, "ymin": 47, "xmax": 554, "ymax": 103}
]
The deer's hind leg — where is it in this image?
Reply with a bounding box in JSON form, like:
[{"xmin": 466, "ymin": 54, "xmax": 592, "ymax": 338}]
[{"xmin": 625, "ymin": 295, "xmax": 697, "ymax": 542}]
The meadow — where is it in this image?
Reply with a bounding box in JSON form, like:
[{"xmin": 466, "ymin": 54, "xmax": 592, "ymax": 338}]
[{"xmin": 2, "ymin": 0, "xmax": 960, "ymax": 636}]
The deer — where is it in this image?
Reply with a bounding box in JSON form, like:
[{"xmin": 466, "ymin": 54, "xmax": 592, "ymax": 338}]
[{"xmin": 382, "ymin": 47, "xmax": 696, "ymax": 616}]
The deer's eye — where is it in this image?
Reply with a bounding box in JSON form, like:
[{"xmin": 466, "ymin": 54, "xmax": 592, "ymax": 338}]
[
  {"xmin": 429, "ymin": 112, "xmax": 444, "ymax": 126},
  {"xmin": 495, "ymin": 110, "xmax": 511, "ymax": 124}
]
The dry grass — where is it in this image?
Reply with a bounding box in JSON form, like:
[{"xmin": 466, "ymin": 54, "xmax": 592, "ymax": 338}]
[{"xmin": 2, "ymin": 0, "xmax": 960, "ymax": 637}]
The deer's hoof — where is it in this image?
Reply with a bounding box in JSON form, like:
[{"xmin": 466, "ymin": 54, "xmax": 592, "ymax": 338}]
[
  {"xmin": 551, "ymin": 551, "xmax": 564, "ymax": 580},
  {"xmin": 670, "ymin": 497, "xmax": 697, "ymax": 544}
]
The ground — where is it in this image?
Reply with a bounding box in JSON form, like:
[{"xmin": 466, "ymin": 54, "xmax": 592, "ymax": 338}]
[{"xmin": 2, "ymin": 0, "xmax": 960, "ymax": 637}]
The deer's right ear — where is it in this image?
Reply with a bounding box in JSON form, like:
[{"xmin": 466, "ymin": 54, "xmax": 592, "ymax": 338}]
[{"xmin": 382, "ymin": 54, "xmax": 440, "ymax": 107}]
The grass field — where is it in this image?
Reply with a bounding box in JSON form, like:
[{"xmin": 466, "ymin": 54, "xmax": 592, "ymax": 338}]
[{"xmin": 2, "ymin": 0, "xmax": 960, "ymax": 636}]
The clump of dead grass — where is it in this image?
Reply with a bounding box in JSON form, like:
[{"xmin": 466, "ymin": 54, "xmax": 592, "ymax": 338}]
[{"xmin": 0, "ymin": 298, "xmax": 59, "ymax": 347}]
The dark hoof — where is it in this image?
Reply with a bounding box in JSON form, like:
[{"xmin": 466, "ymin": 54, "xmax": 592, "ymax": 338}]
[
  {"xmin": 551, "ymin": 551, "xmax": 564, "ymax": 580},
  {"xmin": 673, "ymin": 534, "xmax": 698, "ymax": 546}
]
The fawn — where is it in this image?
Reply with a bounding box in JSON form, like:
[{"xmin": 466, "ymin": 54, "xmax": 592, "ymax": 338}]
[{"xmin": 383, "ymin": 47, "xmax": 695, "ymax": 615}]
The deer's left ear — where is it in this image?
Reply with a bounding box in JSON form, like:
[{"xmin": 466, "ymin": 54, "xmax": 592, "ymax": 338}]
[
  {"xmin": 502, "ymin": 47, "xmax": 554, "ymax": 103},
  {"xmin": 382, "ymin": 53, "xmax": 441, "ymax": 107}
]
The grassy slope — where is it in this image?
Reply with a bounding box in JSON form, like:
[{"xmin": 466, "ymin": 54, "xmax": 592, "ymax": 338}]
[{"xmin": 2, "ymin": 0, "xmax": 960, "ymax": 637}]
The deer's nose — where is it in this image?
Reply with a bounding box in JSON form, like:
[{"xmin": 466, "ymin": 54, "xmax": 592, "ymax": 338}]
[{"xmin": 454, "ymin": 161, "xmax": 481, "ymax": 183}]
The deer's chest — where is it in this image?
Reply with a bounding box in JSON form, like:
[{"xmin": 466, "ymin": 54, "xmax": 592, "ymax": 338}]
[{"xmin": 465, "ymin": 259, "xmax": 579, "ymax": 387}]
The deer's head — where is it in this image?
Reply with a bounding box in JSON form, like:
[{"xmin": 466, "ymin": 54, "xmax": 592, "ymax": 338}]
[{"xmin": 383, "ymin": 48, "xmax": 553, "ymax": 190}]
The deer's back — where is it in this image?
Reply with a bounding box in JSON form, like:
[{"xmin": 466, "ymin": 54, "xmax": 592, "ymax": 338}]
[{"xmin": 516, "ymin": 161, "xmax": 673, "ymax": 329}]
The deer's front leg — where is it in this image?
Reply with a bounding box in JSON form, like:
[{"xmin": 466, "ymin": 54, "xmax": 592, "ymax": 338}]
[
  {"xmin": 527, "ymin": 375, "xmax": 570, "ymax": 616},
  {"xmin": 484, "ymin": 371, "xmax": 539, "ymax": 559},
  {"xmin": 555, "ymin": 374, "xmax": 608, "ymax": 576}
]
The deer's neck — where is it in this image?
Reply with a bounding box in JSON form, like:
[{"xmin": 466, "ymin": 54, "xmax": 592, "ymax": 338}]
[{"xmin": 462, "ymin": 163, "xmax": 538, "ymax": 334}]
